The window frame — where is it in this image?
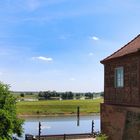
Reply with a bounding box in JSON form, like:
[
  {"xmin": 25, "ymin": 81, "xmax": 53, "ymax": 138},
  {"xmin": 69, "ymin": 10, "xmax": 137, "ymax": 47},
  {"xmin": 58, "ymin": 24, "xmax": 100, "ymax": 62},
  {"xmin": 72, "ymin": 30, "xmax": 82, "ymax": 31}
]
[{"xmin": 115, "ymin": 67, "xmax": 124, "ymax": 88}]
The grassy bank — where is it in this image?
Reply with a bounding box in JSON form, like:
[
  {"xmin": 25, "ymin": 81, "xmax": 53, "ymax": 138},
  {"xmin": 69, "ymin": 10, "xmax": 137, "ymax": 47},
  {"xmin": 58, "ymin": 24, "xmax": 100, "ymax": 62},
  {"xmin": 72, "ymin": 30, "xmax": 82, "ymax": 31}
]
[{"xmin": 17, "ymin": 98, "xmax": 103, "ymax": 116}]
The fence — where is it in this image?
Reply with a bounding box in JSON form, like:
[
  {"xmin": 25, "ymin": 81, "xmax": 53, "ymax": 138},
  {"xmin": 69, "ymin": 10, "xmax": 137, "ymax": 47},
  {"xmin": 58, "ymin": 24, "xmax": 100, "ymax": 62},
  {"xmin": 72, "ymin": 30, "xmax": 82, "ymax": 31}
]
[{"xmin": 25, "ymin": 120, "xmax": 96, "ymax": 140}]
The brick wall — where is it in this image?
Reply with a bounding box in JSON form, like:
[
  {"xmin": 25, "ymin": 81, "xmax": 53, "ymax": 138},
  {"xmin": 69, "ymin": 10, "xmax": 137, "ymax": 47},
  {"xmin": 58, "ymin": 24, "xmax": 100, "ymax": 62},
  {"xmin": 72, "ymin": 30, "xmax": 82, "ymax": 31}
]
[
  {"xmin": 104, "ymin": 53, "xmax": 140, "ymax": 106},
  {"xmin": 101, "ymin": 103, "xmax": 140, "ymax": 140}
]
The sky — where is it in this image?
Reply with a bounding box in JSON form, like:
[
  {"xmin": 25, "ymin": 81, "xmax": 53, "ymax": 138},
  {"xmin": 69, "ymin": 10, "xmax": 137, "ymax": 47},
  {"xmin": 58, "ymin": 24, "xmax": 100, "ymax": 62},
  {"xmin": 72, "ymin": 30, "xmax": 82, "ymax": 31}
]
[{"xmin": 0, "ymin": 0, "xmax": 140, "ymax": 92}]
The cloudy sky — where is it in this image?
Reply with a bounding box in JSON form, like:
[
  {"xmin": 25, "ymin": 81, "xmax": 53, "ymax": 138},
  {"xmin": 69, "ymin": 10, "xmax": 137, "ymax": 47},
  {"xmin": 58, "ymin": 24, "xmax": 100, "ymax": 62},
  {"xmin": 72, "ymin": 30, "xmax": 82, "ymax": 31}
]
[{"xmin": 0, "ymin": 0, "xmax": 140, "ymax": 92}]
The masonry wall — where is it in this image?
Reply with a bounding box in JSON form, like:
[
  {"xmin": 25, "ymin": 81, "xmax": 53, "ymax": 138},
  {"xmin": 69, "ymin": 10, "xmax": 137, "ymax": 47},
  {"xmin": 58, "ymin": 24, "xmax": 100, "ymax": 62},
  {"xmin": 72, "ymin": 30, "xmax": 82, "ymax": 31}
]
[
  {"xmin": 101, "ymin": 103, "xmax": 140, "ymax": 140},
  {"xmin": 104, "ymin": 53, "xmax": 140, "ymax": 106}
]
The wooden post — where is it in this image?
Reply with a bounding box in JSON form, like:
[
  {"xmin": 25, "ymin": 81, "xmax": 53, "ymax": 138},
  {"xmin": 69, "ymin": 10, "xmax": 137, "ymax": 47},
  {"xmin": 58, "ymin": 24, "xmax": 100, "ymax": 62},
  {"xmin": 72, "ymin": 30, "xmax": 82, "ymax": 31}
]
[
  {"xmin": 91, "ymin": 120, "xmax": 94, "ymax": 136},
  {"xmin": 77, "ymin": 106, "xmax": 80, "ymax": 126},
  {"xmin": 64, "ymin": 134, "xmax": 66, "ymax": 140},
  {"xmin": 39, "ymin": 121, "xmax": 41, "ymax": 140},
  {"xmin": 25, "ymin": 134, "xmax": 27, "ymax": 140}
]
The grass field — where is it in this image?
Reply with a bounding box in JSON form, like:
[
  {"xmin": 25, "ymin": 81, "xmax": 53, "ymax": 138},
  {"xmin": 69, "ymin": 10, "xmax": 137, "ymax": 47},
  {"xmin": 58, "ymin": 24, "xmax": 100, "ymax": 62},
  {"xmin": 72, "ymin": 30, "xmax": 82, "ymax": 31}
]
[{"xmin": 17, "ymin": 98, "xmax": 103, "ymax": 116}]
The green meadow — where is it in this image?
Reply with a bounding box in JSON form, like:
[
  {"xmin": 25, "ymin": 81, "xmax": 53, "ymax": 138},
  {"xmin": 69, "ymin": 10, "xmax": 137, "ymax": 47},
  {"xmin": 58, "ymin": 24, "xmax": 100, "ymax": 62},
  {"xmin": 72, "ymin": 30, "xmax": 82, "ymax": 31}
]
[{"xmin": 17, "ymin": 98, "xmax": 103, "ymax": 116}]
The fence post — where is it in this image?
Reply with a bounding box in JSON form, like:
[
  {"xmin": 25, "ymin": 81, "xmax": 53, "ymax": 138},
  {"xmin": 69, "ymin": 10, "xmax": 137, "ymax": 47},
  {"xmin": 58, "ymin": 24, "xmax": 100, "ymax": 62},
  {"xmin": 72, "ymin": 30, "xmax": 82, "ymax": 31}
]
[
  {"xmin": 25, "ymin": 134, "xmax": 27, "ymax": 140},
  {"xmin": 39, "ymin": 122, "xmax": 41, "ymax": 140},
  {"xmin": 91, "ymin": 120, "xmax": 95, "ymax": 137},
  {"xmin": 64, "ymin": 134, "xmax": 66, "ymax": 140},
  {"xmin": 77, "ymin": 106, "xmax": 80, "ymax": 126}
]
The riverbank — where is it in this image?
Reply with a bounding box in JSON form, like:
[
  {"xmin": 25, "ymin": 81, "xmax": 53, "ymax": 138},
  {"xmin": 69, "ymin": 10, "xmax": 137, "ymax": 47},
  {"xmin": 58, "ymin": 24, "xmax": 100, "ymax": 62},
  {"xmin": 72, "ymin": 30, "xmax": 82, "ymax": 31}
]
[
  {"xmin": 18, "ymin": 113, "xmax": 100, "ymax": 118},
  {"xmin": 17, "ymin": 98, "xmax": 103, "ymax": 116}
]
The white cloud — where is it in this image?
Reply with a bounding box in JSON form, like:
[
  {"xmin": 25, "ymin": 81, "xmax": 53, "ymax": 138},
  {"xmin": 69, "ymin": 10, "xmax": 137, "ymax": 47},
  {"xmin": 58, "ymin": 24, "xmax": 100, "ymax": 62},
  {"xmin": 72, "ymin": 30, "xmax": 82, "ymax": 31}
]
[
  {"xmin": 90, "ymin": 36, "xmax": 99, "ymax": 41},
  {"xmin": 26, "ymin": 0, "xmax": 41, "ymax": 11},
  {"xmin": 59, "ymin": 35, "xmax": 67, "ymax": 40},
  {"xmin": 89, "ymin": 52, "xmax": 94, "ymax": 56},
  {"xmin": 32, "ymin": 56, "xmax": 53, "ymax": 62},
  {"xmin": 58, "ymin": 34, "xmax": 71, "ymax": 40},
  {"xmin": 25, "ymin": 0, "xmax": 67, "ymax": 12},
  {"xmin": 69, "ymin": 78, "xmax": 76, "ymax": 81}
]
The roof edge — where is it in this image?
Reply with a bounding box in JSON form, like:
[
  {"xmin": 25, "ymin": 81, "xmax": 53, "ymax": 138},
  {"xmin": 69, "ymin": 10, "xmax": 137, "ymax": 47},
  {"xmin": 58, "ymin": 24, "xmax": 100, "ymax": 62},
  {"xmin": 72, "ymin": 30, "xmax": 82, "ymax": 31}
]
[{"xmin": 100, "ymin": 34, "xmax": 140, "ymax": 64}]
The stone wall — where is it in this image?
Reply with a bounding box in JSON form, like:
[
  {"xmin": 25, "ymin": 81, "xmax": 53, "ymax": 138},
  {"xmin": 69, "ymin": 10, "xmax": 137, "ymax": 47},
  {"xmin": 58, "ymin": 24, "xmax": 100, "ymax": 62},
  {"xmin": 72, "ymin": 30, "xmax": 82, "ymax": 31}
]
[{"xmin": 101, "ymin": 103, "xmax": 140, "ymax": 140}]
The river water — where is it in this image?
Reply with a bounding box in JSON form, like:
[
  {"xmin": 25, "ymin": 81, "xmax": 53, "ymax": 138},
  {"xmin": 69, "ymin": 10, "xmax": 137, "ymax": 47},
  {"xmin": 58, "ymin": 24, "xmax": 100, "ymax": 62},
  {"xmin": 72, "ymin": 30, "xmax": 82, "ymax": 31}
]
[{"xmin": 19, "ymin": 115, "xmax": 100, "ymax": 140}]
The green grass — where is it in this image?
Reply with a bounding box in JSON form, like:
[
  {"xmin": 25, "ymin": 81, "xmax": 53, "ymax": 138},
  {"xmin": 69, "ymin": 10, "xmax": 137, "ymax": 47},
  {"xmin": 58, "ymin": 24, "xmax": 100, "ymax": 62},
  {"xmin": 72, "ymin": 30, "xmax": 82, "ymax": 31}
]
[{"xmin": 16, "ymin": 98, "xmax": 103, "ymax": 116}]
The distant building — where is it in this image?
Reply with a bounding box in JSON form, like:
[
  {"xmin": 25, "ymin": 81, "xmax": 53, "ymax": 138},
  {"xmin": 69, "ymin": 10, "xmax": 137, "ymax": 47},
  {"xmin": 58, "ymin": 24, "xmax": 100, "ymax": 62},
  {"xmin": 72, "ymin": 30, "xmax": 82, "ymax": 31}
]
[{"xmin": 101, "ymin": 35, "xmax": 140, "ymax": 140}]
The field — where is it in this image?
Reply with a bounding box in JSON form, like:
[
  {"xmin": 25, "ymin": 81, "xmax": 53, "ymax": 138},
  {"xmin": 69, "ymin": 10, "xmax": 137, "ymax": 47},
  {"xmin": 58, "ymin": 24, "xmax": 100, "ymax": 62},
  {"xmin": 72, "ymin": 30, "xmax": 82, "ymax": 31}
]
[{"xmin": 16, "ymin": 98, "xmax": 103, "ymax": 116}]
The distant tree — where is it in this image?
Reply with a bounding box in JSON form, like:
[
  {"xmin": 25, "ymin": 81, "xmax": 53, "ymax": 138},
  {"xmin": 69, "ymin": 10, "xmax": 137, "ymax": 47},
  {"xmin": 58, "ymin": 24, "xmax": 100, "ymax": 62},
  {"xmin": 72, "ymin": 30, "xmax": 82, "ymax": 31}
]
[
  {"xmin": 75, "ymin": 93, "xmax": 81, "ymax": 99},
  {"xmin": 38, "ymin": 91, "xmax": 43, "ymax": 97},
  {"xmin": 0, "ymin": 82, "xmax": 24, "ymax": 139},
  {"xmin": 38, "ymin": 92, "xmax": 45, "ymax": 100},
  {"xmin": 66, "ymin": 91, "xmax": 74, "ymax": 99},
  {"xmin": 100, "ymin": 92, "xmax": 104, "ymax": 97},
  {"xmin": 38, "ymin": 91, "xmax": 61, "ymax": 100},
  {"xmin": 61, "ymin": 93, "xmax": 67, "ymax": 99},
  {"xmin": 26, "ymin": 92, "xmax": 33, "ymax": 95},
  {"xmin": 20, "ymin": 93, "xmax": 24, "ymax": 97},
  {"xmin": 85, "ymin": 92, "xmax": 94, "ymax": 99},
  {"xmin": 44, "ymin": 91, "xmax": 52, "ymax": 99}
]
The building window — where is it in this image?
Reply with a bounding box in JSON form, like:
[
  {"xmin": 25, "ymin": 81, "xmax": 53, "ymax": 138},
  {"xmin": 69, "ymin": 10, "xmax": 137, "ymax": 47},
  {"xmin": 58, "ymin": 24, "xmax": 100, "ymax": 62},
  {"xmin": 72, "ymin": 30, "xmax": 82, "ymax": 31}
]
[{"xmin": 115, "ymin": 67, "xmax": 124, "ymax": 88}]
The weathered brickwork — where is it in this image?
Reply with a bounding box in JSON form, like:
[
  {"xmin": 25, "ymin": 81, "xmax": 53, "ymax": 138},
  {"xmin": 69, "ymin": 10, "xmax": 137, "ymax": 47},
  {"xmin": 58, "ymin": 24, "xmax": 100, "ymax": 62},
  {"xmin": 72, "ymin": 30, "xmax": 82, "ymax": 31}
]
[
  {"xmin": 101, "ymin": 104, "xmax": 140, "ymax": 140},
  {"xmin": 104, "ymin": 53, "xmax": 140, "ymax": 106}
]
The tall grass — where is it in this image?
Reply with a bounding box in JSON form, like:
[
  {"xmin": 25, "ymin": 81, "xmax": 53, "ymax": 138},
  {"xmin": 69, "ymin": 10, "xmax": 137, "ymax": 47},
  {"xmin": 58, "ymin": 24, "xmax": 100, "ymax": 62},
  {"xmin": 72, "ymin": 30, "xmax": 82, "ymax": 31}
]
[{"xmin": 17, "ymin": 98, "xmax": 103, "ymax": 116}]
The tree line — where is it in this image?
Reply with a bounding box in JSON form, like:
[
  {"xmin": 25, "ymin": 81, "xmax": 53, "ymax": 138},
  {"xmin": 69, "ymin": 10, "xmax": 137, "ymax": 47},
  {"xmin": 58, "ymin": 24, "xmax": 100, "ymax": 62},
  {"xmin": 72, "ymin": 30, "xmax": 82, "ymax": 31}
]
[{"xmin": 38, "ymin": 91, "xmax": 103, "ymax": 100}]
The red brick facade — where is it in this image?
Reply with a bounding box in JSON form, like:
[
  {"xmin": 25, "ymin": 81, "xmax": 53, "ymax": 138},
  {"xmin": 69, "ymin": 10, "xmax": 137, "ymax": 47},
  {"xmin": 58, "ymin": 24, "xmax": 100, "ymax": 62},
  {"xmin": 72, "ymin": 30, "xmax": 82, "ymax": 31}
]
[
  {"xmin": 101, "ymin": 35, "xmax": 140, "ymax": 140},
  {"xmin": 104, "ymin": 52, "xmax": 140, "ymax": 106}
]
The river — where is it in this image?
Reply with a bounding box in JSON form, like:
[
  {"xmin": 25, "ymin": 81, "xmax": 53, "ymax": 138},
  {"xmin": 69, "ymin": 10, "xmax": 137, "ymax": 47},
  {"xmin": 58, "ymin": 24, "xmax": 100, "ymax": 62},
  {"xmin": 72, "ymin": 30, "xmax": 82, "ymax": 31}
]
[{"xmin": 18, "ymin": 115, "xmax": 100, "ymax": 140}]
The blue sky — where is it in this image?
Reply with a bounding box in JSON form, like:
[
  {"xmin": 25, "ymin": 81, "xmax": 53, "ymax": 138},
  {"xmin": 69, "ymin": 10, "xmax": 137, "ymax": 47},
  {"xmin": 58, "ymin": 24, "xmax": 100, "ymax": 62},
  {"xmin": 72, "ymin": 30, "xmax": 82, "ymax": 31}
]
[{"xmin": 0, "ymin": 0, "xmax": 140, "ymax": 92}]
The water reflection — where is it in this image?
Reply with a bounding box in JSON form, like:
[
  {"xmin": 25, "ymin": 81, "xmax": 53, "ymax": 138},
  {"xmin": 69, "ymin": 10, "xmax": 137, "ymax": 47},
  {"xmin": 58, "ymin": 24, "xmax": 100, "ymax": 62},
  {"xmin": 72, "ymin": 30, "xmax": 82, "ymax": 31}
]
[{"xmin": 20, "ymin": 115, "xmax": 100, "ymax": 140}]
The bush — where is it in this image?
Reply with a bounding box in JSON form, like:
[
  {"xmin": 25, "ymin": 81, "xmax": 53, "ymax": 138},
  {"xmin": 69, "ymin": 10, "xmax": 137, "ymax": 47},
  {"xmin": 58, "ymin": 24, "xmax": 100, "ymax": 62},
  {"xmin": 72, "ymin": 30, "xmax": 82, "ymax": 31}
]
[
  {"xmin": 96, "ymin": 133, "xmax": 108, "ymax": 140},
  {"xmin": 20, "ymin": 93, "xmax": 24, "ymax": 97},
  {"xmin": 0, "ymin": 82, "xmax": 24, "ymax": 139}
]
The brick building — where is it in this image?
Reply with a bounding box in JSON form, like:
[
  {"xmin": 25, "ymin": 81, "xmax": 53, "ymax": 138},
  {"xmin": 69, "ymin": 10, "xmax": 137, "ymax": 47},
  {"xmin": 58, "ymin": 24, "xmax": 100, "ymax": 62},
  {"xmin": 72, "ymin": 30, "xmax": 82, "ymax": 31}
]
[{"xmin": 100, "ymin": 35, "xmax": 140, "ymax": 140}]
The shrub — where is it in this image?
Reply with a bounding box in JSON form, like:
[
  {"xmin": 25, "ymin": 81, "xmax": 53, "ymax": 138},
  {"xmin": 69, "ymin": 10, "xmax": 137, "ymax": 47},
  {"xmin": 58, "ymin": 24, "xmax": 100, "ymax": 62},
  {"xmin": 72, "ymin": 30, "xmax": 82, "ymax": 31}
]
[{"xmin": 96, "ymin": 133, "xmax": 108, "ymax": 140}]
